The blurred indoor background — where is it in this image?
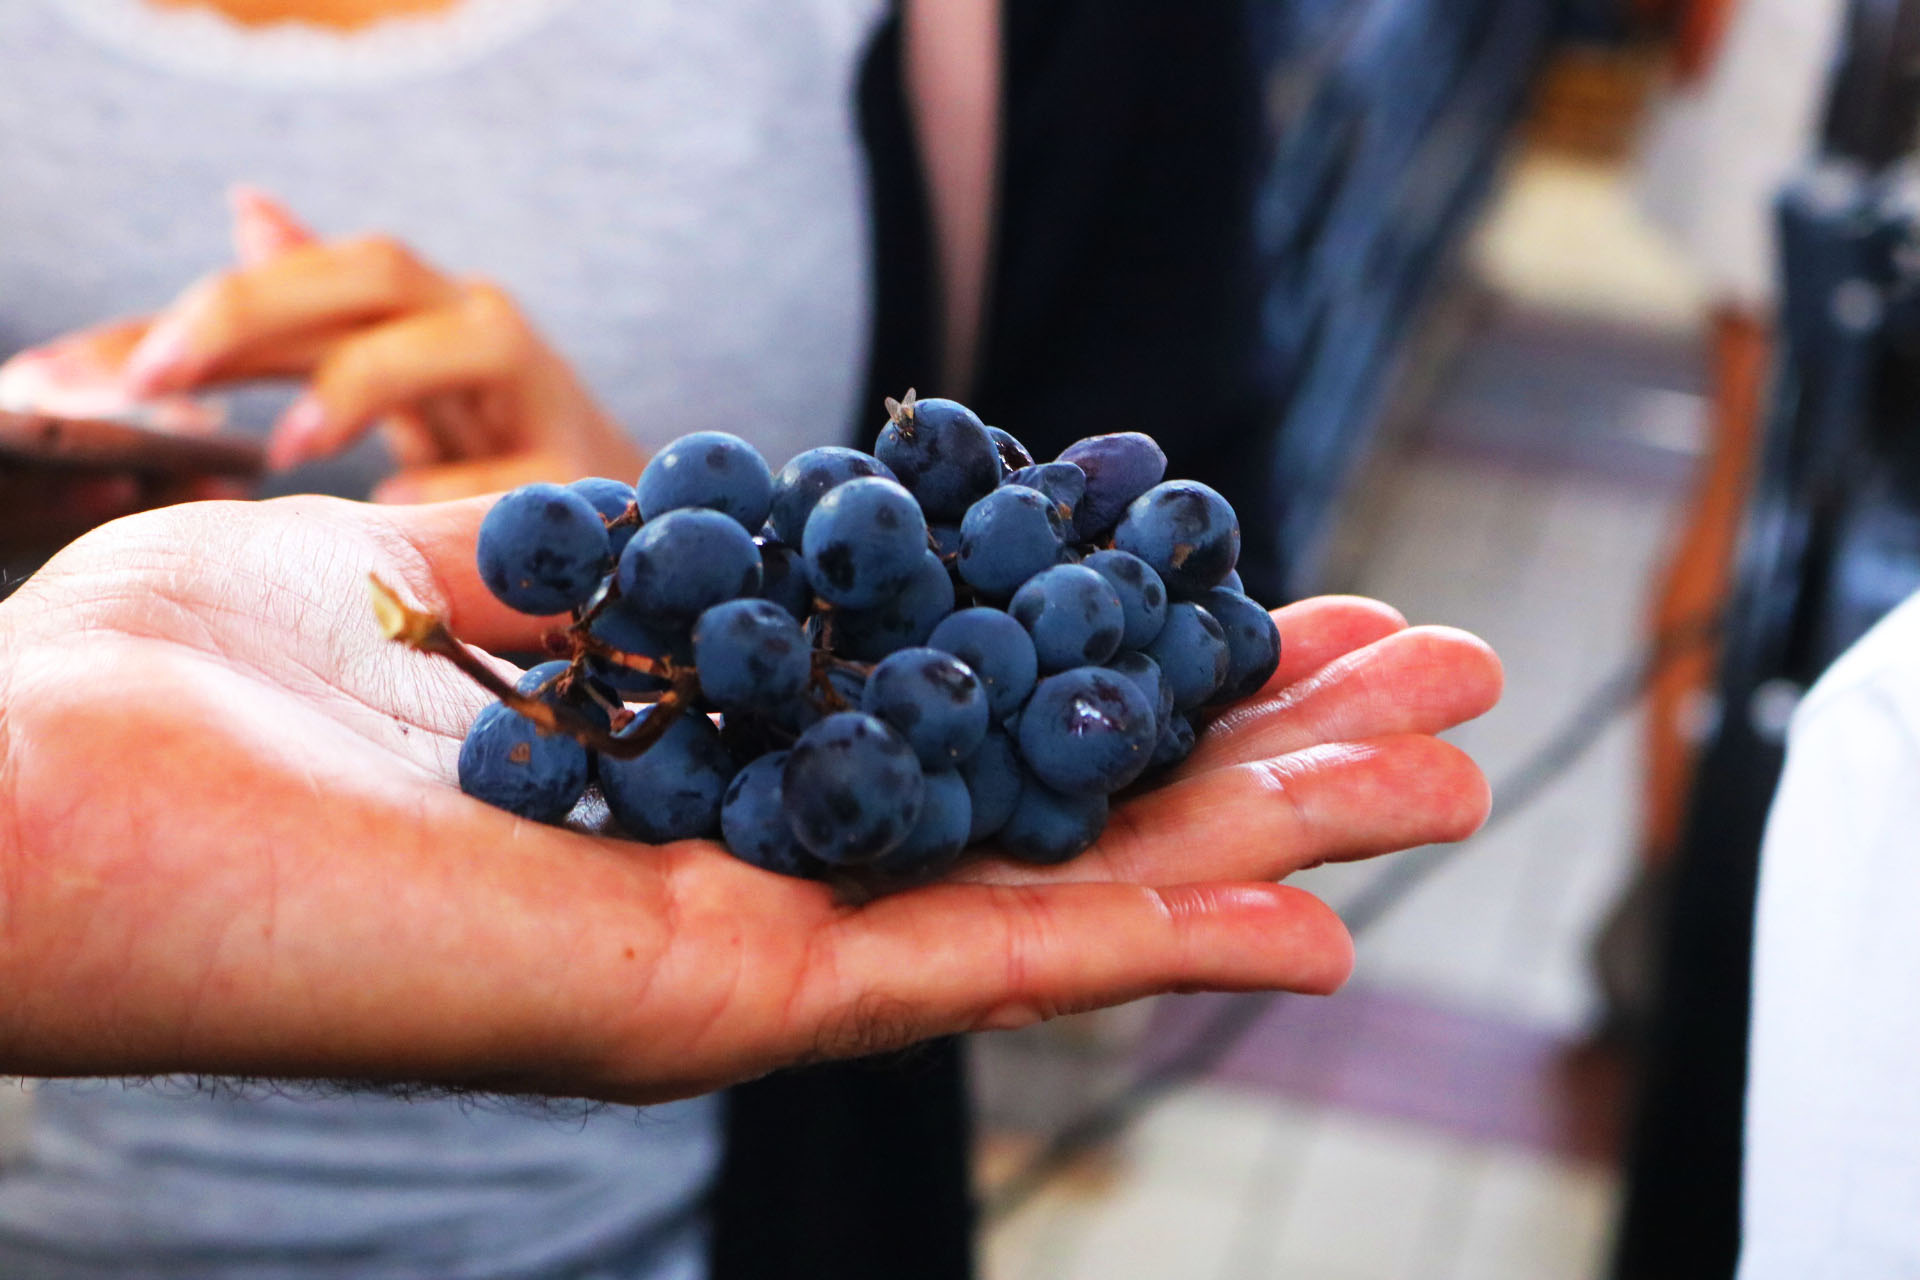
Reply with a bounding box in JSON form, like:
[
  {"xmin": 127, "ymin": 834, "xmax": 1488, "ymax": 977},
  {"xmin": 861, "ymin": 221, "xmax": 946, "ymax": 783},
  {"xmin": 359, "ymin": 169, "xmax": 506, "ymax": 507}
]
[{"xmin": 969, "ymin": 1, "xmax": 1913, "ymax": 1278}]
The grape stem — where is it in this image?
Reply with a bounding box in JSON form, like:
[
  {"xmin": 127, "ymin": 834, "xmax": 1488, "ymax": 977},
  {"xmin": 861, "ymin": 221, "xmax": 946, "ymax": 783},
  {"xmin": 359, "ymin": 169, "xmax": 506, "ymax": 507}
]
[
  {"xmin": 573, "ymin": 631, "xmax": 676, "ymax": 683},
  {"xmin": 366, "ymin": 574, "xmax": 684, "ymax": 760}
]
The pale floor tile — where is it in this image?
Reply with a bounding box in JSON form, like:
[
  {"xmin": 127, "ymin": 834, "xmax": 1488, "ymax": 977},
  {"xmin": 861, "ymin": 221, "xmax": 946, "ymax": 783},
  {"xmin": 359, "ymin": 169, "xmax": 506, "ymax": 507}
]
[
  {"xmin": 983, "ymin": 1178, "xmax": 1102, "ymax": 1280},
  {"xmin": 984, "ymin": 1087, "xmax": 1620, "ymax": 1280},
  {"xmin": 984, "ymin": 1088, "xmax": 1311, "ymax": 1280},
  {"xmin": 1435, "ymin": 1147, "xmax": 1619, "ymax": 1280},
  {"xmin": 1057, "ymin": 1179, "xmax": 1251, "ymax": 1280},
  {"xmin": 1250, "ymin": 1109, "xmax": 1465, "ymax": 1280},
  {"xmin": 1122, "ymin": 1088, "xmax": 1308, "ymax": 1193}
]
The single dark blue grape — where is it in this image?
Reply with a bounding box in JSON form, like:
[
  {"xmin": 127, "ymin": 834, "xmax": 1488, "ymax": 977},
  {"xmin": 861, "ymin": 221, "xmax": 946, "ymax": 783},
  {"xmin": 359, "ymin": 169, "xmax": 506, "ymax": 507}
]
[
  {"xmin": 693, "ymin": 598, "xmax": 811, "ymax": 713},
  {"xmin": 827, "ymin": 550, "xmax": 955, "ymax": 662},
  {"xmin": 1149, "ymin": 713, "xmax": 1197, "ymax": 771},
  {"xmin": 477, "ymin": 483, "xmax": 612, "ymax": 615},
  {"xmin": 1143, "ymin": 602, "xmax": 1230, "ymax": 711},
  {"xmin": 802, "ymin": 476, "xmax": 929, "ymax": 609},
  {"xmin": 755, "ymin": 541, "xmax": 814, "ymax": 619},
  {"xmin": 636, "ymin": 431, "xmax": 773, "ymax": 531},
  {"xmin": 720, "ymin": 752, "xmax": 823, "ymax": 878},
  {"xmin": 767, "ymin": 446, "xmax": 897, "ymax": 546},
  {"xmin": 1084, "ymin": 549, "xmax": 1168, "ymax": 649},
  {"xmin": 875, "ymin": 396, "xmax": 1000, "ymax": 521},
  {"xmin": 458, "ymin": 701, "xmax": 590, "ymax": 823},
  {"xmin": 959, "ymin": 728, "xmax": 1023, "ymax": 842},
  {"xmin": 1220, "ymin": 567, "xmax": 1245, "ymax": 593},
  {"xmin": 861, "ymin": 647, "xmax": 990, "ymax": 769},
  {"xmin": 569, "ymin": 477, "xmax": 640, "ymax": 559},
  {"xmin": 929, "ymin": 523, "xmax": 964, "ymax": 560},
  {"xmin": 999, "ymin": 783, "xmax": 1108, "ymax": 864},
  {"xmin": 782, "ymin": 712, "xmax": 925, "ymax": 864},
  {"xmin": 599, "ymin": 706, "xmax": 737, "ymax": 843},
  {"xmin": 1201, "ymin": 588, "xmax": 1282, "ymax": 703},
  {"xmin": 926, "ymin": 607, "xmax": 1038, "ymax": 722},
  {"xmin": 1017, "ymin": 666, "xmax": 1159, "ymax": 796},
  {"xmin": 1057, "ymin": 432, "xmax": 1168, "ymax": 541},
  {"xmin": 587, "ymin": 598, "xmax": 688, "ymax": 693},
  {"xmin": 617, "ymin": 507, "xmax": 763, "ymax": 623},
  {"xmin": 1112, "ymin": 480, "xmax": 1241, "ymax": 597},
  {"xmin": 1003, "ymin": 461, "xmax": 1085, "ymax": 523},
  {"xmin": 874, "ymin": 769, "xmax": 971, "ymax": 877},
  {"xmin": 515, "ymin": 660, "xmax": 611, "ymax": 731},
  {"xmin": 988, "ymin": 425, "xmax": 1035, "ymax": 472},
  {"xmin": 1008, "ymin": 563, "xmax": 1126, "ymax": 672},
  {"xmin": 1105, "ymin": 650, "xmax": 1174, "ymax": 739},
  {"xmin": 957, "ymin": 485, "xmax": 1068, "ymax": 599}
]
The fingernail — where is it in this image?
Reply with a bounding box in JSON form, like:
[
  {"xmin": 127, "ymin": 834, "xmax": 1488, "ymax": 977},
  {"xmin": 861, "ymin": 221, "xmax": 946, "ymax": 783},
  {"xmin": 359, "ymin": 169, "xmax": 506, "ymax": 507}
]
[
  {"xmin": 266, "ymin": 394, "xmax": 326, "ymax": 471},
  {"xmin": 228, "ymin": 182, "xmax": 310, "ymax": 264},
  {"xmin": 121, "ymin": 318, "xmax": 194, "ymax": 395}
]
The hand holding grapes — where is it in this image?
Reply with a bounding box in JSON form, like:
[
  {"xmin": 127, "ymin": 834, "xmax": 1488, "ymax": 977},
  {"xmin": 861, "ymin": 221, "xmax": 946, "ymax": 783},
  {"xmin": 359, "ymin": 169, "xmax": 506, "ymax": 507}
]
[{"xmin": 0, "ymin": 485, "xmax": 1497, "ymax": 1101}]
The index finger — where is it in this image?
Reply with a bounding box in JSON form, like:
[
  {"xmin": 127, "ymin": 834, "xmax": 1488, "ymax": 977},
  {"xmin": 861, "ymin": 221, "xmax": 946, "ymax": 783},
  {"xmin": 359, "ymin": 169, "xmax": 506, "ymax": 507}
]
[{"xmin": 124, "ymin": 236, "xmax": 460, "ymax": 396}]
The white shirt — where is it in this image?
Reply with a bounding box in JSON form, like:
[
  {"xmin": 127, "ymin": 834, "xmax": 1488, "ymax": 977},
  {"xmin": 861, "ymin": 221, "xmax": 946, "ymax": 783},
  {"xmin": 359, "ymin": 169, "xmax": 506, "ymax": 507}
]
[{"xmin": 1742, "ymin": 588, "xmax": 1920, "ymax": 1277}]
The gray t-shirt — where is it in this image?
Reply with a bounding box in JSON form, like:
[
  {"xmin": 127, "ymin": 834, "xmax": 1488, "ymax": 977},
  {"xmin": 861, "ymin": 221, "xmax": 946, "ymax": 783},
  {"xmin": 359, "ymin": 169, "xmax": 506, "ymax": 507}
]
[{"xmin": 0, "ymin": 0, "xmax": 884, "ymax": 1275}]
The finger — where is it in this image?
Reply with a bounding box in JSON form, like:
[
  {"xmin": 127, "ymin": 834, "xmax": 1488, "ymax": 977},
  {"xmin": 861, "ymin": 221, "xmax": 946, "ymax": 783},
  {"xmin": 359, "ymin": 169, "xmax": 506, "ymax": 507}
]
[
  {"xmin": 968, "ymin": 734, "xmax": 1491, "ymax": 889},
  {"xmin": 781, "ymin": 879, "xmax": 1354, "ymax": 1064},
  {"xmin": 379, "ymin": 410, "xmax": 446, "ymax": 470},
  {"xmin": 1185, "ymin": 625, "xmax": 1504, "ymax": 775},
  {"xmin": 0, "ymin": 319, "xmax": 151, "ymax": 416},
  {"xmin": 265, "ymin": 290, "xmax": 528, "ymax": 468},
  {"xmin": 366, "ymin": 495, "xmax": 580, "ymax": 653},
  {"xmin": 229, "ymin": 183, "xmax": 318, "ymax": 265},
  {"xmin": 419, "ymin": 390, "xmax": 503, "ymax": 463},
  {"xmin": 1267, "ymin": 594, "xmax": 1408, "ymax": 692},
  {"xmin": 373, "ymin": 452, "xmax": 574, "ymax": 505},
  {"xmin": 123, "ymin": 235, "xmax": 460, "ymax": 396}
]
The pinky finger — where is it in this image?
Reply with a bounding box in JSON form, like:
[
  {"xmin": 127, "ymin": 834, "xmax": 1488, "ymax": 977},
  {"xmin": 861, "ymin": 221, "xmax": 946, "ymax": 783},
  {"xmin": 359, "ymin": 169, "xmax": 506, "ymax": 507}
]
[{"xmin": 781, "ymin": 879, "xmax": 1352, "ymax": 1065}]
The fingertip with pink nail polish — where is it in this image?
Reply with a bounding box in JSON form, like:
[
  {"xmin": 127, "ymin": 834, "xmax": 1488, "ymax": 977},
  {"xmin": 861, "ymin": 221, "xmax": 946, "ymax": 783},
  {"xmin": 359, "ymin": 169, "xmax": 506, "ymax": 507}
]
[{"xmin": 267, "ymin": 395, "xmax": 327, "ymax": 471}]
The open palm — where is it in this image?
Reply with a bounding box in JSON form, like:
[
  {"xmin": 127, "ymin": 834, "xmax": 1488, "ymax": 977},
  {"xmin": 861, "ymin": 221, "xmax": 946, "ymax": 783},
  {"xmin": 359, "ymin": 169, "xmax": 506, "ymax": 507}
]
[{"xmin": 0, "ymin": 495, "xmax": 1500, "ymax": 1102}]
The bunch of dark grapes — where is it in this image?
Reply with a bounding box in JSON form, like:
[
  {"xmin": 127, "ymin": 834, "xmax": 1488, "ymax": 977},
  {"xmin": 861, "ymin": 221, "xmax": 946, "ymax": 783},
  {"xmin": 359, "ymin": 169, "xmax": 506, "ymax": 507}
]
[{"xmin": 445, "ymin": 391, "xmax": 1280, "ymax": 885}]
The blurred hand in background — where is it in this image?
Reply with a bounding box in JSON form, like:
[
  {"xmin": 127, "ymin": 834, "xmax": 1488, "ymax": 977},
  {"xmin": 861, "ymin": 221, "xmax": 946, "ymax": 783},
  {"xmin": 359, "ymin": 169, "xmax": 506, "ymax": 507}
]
[
  {"xmin": 128, "ymin": 187, "xmax": 645, "ymax": 502},
  {"xmin": 0, "ymin": 187, "xmax": 643, "ymax": 547}
]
